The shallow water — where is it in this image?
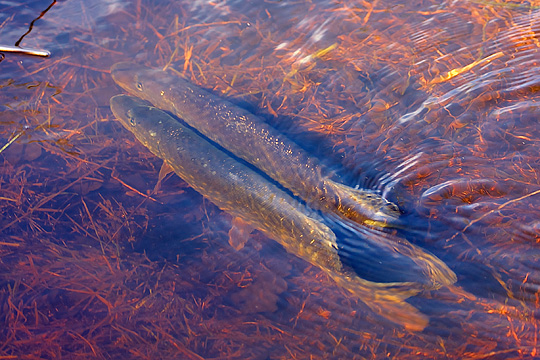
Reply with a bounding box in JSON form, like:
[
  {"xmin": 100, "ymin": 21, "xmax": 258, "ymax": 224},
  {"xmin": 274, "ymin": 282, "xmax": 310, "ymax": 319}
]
[{"xmin": 1, "ymin": 0, "xmax": 539, "ymax": 359}]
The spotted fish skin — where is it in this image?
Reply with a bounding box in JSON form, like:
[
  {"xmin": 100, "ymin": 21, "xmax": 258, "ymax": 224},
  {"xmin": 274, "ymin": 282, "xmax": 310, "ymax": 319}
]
[
  {"xmin": 110, "ymin": 94, "xmax": 431, "ymax": 331},
  {"xmin": 110, "ymin": 62, "xmax": 401, "ymax": 229}
]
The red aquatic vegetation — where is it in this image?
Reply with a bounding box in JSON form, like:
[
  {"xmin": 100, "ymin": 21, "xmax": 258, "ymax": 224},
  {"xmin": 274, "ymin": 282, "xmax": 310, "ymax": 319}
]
[{"xmin": 1, "ymin": 0, "xmax": 539, "ymax": 358}]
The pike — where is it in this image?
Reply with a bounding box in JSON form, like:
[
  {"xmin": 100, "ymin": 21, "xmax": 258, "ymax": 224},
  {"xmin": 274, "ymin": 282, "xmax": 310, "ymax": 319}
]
[
  {"xmin": 110, "ymin": 62, "xmax": 456, "ymax": 289},
  {"xmin": 110, "ymin": 94, "xmax": 431, "ymax": 330},
  {"xmin": 110, "ymin": 62, "xmax": 402, "ymax": 229}
]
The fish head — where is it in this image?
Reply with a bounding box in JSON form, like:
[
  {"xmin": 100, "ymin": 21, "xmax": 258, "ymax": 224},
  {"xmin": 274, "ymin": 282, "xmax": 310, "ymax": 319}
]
[
  {"xmin": 111, "ymin": 62, "xmax": 150, "ymax": 93},
  {"xmin": 110, "ymin": 94, "xmax": 165, "ymax": 151},
  {"xmin": 111, "ymin": 62, "xmax": 175, "ymax": 105},
  {"xmin": 110, "ymin": 94, "xmax": 149, "ymax": 128}
]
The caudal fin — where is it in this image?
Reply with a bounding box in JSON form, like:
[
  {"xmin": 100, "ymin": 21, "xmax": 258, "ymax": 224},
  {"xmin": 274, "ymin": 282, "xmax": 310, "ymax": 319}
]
[
  {"xmin": 329, "ymin": 271, "xmax": 429, "ymax": 331},
  {"xmin": 326, "ymin": 211, "xmax": 457, "ymax": 289},
  {"xmin": 325, "ymin": 179, "xmax": 402, "ymax": 228},
  {"xmin": 370, "ymin": 296, "xmax": 429, "ymax": 332}
]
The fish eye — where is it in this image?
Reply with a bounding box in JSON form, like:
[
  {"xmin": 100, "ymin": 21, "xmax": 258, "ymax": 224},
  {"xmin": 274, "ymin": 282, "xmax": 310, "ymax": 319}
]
[
  {"xmin": 127, "ymin": 110, "xmax": 137, "ymax": 126},
  {"xmin": 136, "ymin": 82, "xmax": 143, "ymax": 91}
]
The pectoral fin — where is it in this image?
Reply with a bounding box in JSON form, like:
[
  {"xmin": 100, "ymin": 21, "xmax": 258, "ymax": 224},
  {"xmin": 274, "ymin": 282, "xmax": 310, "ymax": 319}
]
[
  {"xmin": 228, "ymin": 217, "xmax": 254, "ymax": 251},
  {"xmin": 154, "ymin": 161, "xmax": 174, "ymax": 193}
]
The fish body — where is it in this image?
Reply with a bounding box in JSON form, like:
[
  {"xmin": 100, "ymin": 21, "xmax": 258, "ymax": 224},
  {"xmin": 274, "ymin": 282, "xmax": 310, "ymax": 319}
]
[
  {"xmin": 110, "ymin": 94, "xmax": 430, "ymax": 331},
  {"xmin": 110, "ymin": 62, "xmax": 401, "ymax": 229},
  {"xmin": 110, "ymin": 62, "xmax": 456, "ymax": 289}
]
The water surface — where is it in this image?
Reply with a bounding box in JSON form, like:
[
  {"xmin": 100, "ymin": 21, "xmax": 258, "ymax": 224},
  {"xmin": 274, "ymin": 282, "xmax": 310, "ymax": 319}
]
[{"xmin": 1, "ymin": 0, "xmax": 539, "ymax": 358}]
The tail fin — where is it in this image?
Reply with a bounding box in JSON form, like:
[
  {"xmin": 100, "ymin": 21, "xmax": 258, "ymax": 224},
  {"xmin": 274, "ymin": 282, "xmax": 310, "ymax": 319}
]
[
  {"xmin": 359, "ymin": 225, "xmax": 457, "ymax": 288},
  {"xmin": 325, "ymin": 179, "xmax": 402, "ymax": 228},
  {"xmin": 325, "ymin": 211, "xmax": 457, "ymax": 289},
  {"xmin": 329, "ymin": 271, "xmax": 429, "ymax": 331},
  {"xmin": 369, "ymin": 296, "xmax": 429, "ymax": 332}
]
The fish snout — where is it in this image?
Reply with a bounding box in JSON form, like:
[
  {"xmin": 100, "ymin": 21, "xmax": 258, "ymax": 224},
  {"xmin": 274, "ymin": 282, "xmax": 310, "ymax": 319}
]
[
  {"xmin": 111, "ymin": 62, "xmax": 143, "ymax": 92},
  {"xmin": 110, "ymin": 94, "xmax": 132, "ymax": 127},
  {"xmin": 110, "ymin": 94, "xmax": 150, "ymax": 129}
]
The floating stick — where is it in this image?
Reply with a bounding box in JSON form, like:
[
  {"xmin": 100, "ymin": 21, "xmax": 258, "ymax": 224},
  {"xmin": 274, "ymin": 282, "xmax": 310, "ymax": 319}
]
[{"xmin": 0, "ymin": 44, "xmax": 50, "ymax": 57}]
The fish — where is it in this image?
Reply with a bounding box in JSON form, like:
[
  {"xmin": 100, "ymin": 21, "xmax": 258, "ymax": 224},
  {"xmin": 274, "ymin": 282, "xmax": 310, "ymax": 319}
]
[
  {"xmin": 110, "ymin": 62, "xmax": 401, "ymax": 229},
  {"xmin": 110, "ymin": 62, "xmax": 457, "ymax": 289},
  {"xmin": 110, "ymin": 94, "xmax": 431, "ymax": 331}
]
